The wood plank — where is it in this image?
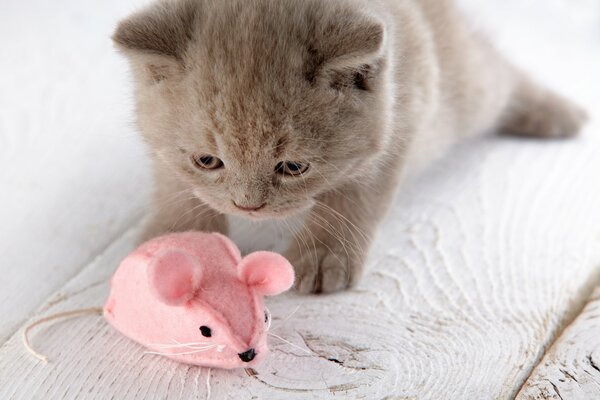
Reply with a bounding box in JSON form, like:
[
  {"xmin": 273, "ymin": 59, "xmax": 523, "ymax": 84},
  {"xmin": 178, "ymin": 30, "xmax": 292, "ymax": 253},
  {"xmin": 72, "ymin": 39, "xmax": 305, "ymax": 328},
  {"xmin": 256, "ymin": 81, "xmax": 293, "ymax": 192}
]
[
  {"xmin": 0, "ymin": 0, "xmax": 153, "ymax": 343},
  {"xmin": 2, "ymin": 130, "xmax": 600, "ymax": 399},
  {"xmin": 2, "ymin": 0, "xmax": 600, "ymax": 399},
  {"xmin": 517, "ymin": 287, "xmax": 600, "ymax": 400}
]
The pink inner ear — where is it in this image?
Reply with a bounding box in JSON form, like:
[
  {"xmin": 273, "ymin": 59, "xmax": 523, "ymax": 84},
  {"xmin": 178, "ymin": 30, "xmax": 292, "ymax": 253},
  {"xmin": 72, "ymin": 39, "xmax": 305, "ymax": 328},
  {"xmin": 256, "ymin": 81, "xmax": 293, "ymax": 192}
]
[
  {"xmin": 148, "ymin": 250, "xmax": 202, "ymax": 306},
  {"xmin": 238, "ymin": 251, "xmax": 295, "ymax": 296}
]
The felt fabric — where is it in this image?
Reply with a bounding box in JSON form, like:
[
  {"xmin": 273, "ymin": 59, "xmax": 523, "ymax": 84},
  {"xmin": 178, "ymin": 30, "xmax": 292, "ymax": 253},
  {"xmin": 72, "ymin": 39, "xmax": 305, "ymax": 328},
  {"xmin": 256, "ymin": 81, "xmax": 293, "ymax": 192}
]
[{"xmin": 104, "ymin": 232, "xmax": 294, "ymax": 369}]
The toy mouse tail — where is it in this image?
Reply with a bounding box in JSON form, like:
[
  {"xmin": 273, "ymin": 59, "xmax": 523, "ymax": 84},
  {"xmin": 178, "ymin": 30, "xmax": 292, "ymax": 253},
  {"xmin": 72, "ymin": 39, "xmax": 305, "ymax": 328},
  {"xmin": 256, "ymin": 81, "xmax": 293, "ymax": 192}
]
[{"xmin": 22, "ymin": 307, "xmax": 104, "ymax": 363}]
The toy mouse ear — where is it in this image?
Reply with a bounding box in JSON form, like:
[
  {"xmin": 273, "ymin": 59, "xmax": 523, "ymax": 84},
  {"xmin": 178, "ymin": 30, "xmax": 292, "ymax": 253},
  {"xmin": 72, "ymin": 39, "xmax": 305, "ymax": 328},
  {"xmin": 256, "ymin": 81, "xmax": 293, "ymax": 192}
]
[
  {"xmin": 148, "ymin": 250, "xmax": 202, "ymax": 306},
  {"xmin": 238, "ymin": 252, "xmax": 295, "ymax": 296}
]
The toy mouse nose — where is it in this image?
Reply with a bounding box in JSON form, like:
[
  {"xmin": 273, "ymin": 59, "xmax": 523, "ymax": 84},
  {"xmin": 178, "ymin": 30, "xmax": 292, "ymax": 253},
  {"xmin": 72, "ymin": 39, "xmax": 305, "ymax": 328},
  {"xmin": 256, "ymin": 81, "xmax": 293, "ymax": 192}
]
[{"xmin": 238, "ymin": 348, "xmax": 256, "ymax": 362}]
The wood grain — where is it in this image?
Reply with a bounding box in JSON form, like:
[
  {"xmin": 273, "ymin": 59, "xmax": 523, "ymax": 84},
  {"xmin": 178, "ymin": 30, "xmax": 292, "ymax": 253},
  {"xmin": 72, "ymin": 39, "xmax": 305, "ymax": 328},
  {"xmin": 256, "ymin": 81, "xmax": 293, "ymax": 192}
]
[
  {"xmin": 517, "ymin": 287, "xmax": 600, "ymax": 400},
  {"xmin": 2, "ymin": 131, "xmax": 600, "ymax": 399},
  {"xmin": 2, "ymin": 0, "xmax": 600, "ymax": 399}
]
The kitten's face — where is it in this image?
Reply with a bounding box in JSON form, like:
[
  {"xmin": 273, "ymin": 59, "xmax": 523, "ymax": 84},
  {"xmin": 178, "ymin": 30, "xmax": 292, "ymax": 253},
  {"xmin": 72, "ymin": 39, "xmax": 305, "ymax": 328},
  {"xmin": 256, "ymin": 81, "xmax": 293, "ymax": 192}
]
[{"xmin": 119, "ymin": 0, "xmax": 391, "ymax": 219}]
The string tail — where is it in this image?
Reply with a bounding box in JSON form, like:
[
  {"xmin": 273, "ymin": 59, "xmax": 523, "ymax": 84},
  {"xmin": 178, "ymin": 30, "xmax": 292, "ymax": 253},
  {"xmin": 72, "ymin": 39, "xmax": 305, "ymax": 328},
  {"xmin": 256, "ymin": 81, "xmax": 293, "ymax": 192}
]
[{"xmin": 22, "ymin": 307, "xmax": 104, "ymax": 363}]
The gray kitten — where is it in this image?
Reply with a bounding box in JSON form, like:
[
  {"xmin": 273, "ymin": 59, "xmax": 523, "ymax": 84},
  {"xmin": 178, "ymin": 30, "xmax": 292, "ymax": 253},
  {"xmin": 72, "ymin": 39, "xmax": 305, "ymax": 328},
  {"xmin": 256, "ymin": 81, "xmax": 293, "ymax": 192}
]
[{"xmin": 114, "ymin": 0, "xmax": 586, "ymax": 293}]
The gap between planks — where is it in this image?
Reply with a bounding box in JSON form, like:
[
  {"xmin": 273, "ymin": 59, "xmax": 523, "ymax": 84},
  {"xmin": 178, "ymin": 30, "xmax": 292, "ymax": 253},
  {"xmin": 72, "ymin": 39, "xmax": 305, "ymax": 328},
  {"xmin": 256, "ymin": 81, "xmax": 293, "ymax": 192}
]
[
  {"xmin": 515, "ymin": 267, "xmax": 600, "ymax": 397},
  {"xmin": 0, "ymin": 215, "xmax": 148, "ymax": 349}
]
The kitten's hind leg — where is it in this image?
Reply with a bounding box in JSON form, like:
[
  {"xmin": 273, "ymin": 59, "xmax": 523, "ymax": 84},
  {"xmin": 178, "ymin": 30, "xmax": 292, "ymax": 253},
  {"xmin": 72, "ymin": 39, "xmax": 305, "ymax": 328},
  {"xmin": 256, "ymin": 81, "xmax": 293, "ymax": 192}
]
[{"xmin": 500, "ymin": 76, "xmax": 588, "ymax": 138}]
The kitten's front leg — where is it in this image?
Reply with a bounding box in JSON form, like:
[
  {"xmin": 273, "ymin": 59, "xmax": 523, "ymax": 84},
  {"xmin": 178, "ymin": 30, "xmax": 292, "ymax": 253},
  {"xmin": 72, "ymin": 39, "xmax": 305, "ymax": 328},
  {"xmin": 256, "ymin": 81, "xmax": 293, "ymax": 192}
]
[
  {"xmin": 140, "ymin": 197, "xmax": 227, "ymax": 243},
  {"xmin": 139, "ymin": 171, "xmax": 227, "ymax": 243},
  {"xmin": 286, "ymin": 178, "xmax": 395, "ymax": 294}
]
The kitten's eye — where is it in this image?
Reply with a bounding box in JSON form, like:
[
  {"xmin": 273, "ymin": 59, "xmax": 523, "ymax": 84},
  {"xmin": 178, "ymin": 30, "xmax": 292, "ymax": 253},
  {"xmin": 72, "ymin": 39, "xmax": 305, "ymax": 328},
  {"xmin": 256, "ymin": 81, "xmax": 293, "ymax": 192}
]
[
  {"xmin": 275, "ymin": 161, "xmax": 310, "ymax": 176},
  {"xmin": 199, "ymin": 326, "xmax": 212, "ymax": 337},
  {"xmin": 192, "ymin": 154, "xmax": 224, "ymax": 170},
  {"xmin": 353, "ymin": 71, "xmax": 369, "ymax": 91}
]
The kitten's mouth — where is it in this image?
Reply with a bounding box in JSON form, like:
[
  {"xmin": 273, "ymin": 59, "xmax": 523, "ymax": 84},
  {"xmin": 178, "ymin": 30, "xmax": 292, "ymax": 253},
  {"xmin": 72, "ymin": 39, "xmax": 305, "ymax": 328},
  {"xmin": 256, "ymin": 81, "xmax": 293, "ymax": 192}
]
[
  {"xmin": 193, "ymin": 191, "xmax": 312, "ymax": 220},
  {"xmin": 232, "ymin": 201, "xmax": 267, "ymax": 212},
  {"xmin": 231, "ymin": 201, "xmax": 270, "ymax": 220},
  {"xmin": 230, "ymin": 205, "xmax": 305, "ymax": 221},
  {"xmin": 232, "ymin": 208, "xmax": 271, "ymax": 221}
]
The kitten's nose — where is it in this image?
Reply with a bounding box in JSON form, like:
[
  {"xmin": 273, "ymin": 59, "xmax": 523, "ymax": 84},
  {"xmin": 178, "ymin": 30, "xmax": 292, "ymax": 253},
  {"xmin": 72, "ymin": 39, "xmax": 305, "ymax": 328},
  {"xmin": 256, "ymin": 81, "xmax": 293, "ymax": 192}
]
[
  {"xmin": 233, "ymin": 201, "xmax": 266, "ymax": 212},
  {"xmin": 238, "ymin": 348, "xmax": 256, "ymax": 362}
]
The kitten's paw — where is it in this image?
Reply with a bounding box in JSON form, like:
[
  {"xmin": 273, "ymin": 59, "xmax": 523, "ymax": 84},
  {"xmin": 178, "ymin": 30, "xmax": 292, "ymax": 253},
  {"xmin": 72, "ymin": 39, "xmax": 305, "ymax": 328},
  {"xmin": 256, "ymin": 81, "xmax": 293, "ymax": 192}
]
[
  {"xmin": 286, "ymin": 244, "xmax": 361, "ymax": 294},
  {"xmin": 319, "ymin": 254, "xmax": 353, "ymax": 293}
]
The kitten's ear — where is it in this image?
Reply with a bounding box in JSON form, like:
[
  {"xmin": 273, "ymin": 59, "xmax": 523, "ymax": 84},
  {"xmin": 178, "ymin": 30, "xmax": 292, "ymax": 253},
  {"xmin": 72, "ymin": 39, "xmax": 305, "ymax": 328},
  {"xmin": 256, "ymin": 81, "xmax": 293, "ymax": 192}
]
[
  {"xmin": 112, "ymin": 0, "xmax": 199, "ymax": 83},
  {"xmin": 309, "ymin": 14, "xmax": 386, "ymax": 90}
]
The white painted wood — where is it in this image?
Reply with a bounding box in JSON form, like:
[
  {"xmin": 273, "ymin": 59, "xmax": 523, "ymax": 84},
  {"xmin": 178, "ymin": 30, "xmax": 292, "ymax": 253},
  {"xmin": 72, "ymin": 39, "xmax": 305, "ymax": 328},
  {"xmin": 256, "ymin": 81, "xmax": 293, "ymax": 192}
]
[
  {"xmin": 1, "ymin": 0, "xmax": 600, "ymax": 399},
  {"xmin": 517, "ymin": 287, "xmax": 600, "ymax": 400},
  {"xmin": 3, "ymin": 130, "xmax": 600, "ymax": 399},
  {"xmin": 0, "ymin": 0, "xmax": 153, "ymax": 343}
]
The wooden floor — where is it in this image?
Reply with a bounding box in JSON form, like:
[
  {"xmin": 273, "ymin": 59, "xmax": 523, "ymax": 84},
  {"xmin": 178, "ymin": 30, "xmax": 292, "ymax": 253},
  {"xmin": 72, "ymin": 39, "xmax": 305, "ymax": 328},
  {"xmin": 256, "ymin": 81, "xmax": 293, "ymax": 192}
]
[{"xmin": 1, "ymin": 0, "xmax": 599, "ymax": 399}]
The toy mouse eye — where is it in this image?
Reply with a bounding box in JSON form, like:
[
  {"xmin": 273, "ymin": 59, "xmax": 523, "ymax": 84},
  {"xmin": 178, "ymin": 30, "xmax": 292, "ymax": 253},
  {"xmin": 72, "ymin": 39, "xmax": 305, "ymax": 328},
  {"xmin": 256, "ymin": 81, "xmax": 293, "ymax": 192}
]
[
  {"xmin": 199, "ymin": 326, "xmax": 212, "ymax": 337},
  {"xmin": 264, "ymin": 309, "xmax": 272, "ymax": 330}
]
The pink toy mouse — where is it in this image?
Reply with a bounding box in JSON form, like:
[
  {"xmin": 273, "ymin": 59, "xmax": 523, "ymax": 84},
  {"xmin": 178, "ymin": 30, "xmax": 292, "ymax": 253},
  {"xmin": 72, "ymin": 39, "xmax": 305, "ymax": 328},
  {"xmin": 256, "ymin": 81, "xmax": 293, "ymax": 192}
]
[{"xmin": 103, "ymin": 232, "xmax": 295, "ymax": 369}]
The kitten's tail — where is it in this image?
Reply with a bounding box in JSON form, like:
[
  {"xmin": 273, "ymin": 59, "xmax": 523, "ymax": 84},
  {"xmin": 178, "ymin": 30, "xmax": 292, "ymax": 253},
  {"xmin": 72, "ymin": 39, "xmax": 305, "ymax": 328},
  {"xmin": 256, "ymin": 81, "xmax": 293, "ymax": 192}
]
[{"xmin": 499, "ymin": 74, "xmax": 588, "ymax": 138}]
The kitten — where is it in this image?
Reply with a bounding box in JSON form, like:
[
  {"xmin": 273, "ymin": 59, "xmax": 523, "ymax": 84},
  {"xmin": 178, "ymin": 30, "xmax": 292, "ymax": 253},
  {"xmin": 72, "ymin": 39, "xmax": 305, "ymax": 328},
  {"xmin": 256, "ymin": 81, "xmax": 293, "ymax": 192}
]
[{"xmin": 113, "ymin": 0, "xmax": 587, "ymax": 293}]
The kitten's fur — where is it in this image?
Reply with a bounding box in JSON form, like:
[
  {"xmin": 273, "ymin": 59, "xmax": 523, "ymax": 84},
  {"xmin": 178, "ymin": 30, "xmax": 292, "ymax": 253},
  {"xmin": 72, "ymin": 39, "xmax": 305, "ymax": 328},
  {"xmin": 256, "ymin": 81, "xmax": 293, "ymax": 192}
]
[{"xmin": 114, "ymin": 0, "xmax": 587, "ymax": 293}]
